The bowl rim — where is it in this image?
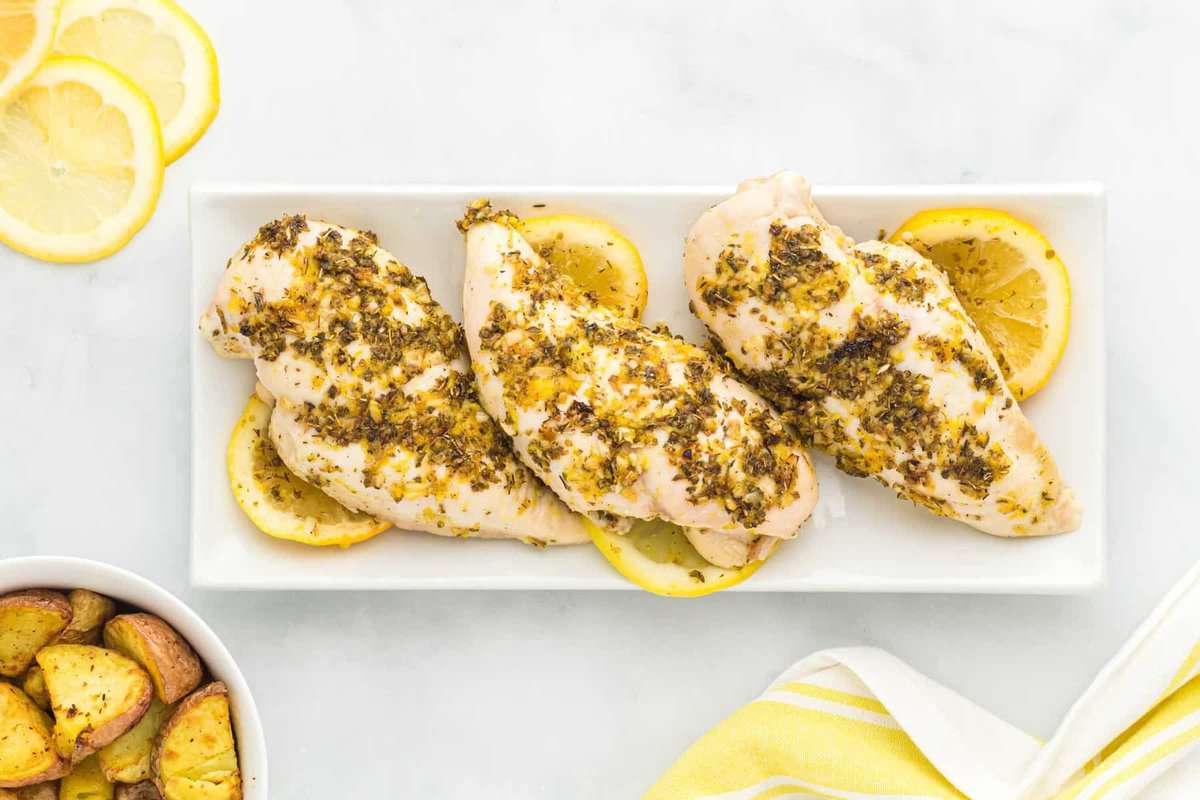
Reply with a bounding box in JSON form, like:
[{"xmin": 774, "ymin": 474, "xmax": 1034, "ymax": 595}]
[{"xmin": 0, "ymin": 555, "xmax": 268, "ymax": 797}]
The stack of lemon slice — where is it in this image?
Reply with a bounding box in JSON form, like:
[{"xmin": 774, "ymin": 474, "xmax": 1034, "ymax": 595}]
[{"xmin": 0, "ymin": 0, "xmax": 219, "ymax": 263}]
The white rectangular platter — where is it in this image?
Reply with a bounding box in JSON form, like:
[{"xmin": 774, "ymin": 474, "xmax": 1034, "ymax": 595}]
[{"xmin": 191, "ymin": 184, "xmax": 1105, "ymax": 592}]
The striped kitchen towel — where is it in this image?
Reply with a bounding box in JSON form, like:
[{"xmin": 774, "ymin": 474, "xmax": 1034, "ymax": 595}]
[{"xmin": 647, "ymin": 561, "xmax": 1200, "ymax": 800}]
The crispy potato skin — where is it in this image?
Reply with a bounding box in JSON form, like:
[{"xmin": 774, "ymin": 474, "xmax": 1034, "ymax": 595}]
[
  {"xmin": 153, "ymin": 683, "xmax": 241, "ymax": 800},
  {"xmin": 0, "ymin": 684, "xmax": 69, "ymax": 788},
  {"xmin": 58, "ymin": 754, "xmax": 113, "ymax": 800},
  {"xmin": 36, "ymin": 646, "xmax": 153, "ymax": 764},
  {"xmin": 103, "ymin": 616, "xmax": 202, "ymax": 706},
  {"xmin": 115, "ymin": 783, "xmax": 162, "ymax": 800},
  {"xmin": 0, "ymin": 592, "xmax": 72, "ymax": 678},
  {"xmin": 55, "ymin": 592, "xmax": 117, "ymax": 647}
]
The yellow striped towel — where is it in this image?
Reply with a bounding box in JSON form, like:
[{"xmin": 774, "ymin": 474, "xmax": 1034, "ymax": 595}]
[{"xmin": 647, "ymin": 561, "xmax": 1200, "ymax": 800}]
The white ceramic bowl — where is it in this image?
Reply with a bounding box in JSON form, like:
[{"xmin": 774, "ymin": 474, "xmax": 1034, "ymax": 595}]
[{"xmin": 0, "ymin": 556, "xmax": 267, "ymax": 797}]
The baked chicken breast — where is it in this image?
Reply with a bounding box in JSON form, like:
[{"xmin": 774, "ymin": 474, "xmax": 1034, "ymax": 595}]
[
  {"xmin": 684, "ymin": 173, "xmax": 1080, "ymax": 537},
  {"xmin": 461, "ymin": 204, "xmax": 818, "ymax": 567},
  {"xmin": 201, "ymin": 215, "xmax": 587, "ymax": 545}
]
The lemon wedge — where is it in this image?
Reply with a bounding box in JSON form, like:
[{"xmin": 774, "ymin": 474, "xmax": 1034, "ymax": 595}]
[
  {"xmin": 0, "ymin": 55, "xmax": 162, "ymax": 262},
  {"xmin": 890, "ymin": 208, "xmax": 1071, "ymax": 400},
  {"xmin": 585, "ymin": 517, "xmax": 773, "ymax": 597},
  {"xmin": 0, "ymin": 0, "xmax": 61, "ymax": 101},
  {"xmin": 53, "ymin": 0, "xmax": 218, "ymax": 163},
  {"xmin": 521, "ymin": 214, "xmax": 648, "ymax": 320},
  {"xmin": 227, "ymin": 394, "xmax": 391, "ymax": 548}
]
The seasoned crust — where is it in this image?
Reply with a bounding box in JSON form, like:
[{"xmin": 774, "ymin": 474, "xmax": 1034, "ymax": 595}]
[
  {"xmin": 104, "ymin": 615, "xmax": 203, "ymax": 705},
  {"xmin": 36, "ymin": 645, "xmax": 153, "ymax": 764},
  {"xmin": 153, "ymin": 682, "xmax": 241, "ymax": 800}
]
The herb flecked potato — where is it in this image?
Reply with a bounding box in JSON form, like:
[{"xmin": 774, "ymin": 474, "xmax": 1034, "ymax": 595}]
[
  {"xmin": 58, "ymin": 754, "xmax": 113, "ymax": 800},
  {"xmin": 153, "ymin": 683, "xmax": 241, "ymax": 800},
  {"xmin": 98, "ymin": 699, "xmax": 174, "ymax": 784},
  {"xmin": 0, "ymin": 684, "xmax": 68, "ymax": 788},
  {"xmin": 35, "ymin": 646, "xmax": 153, "ymax": 764},
  {"xmin": 54, "ymin": 592, "xmax": 117, "ymax": 647},
  {"xmin": 0, "ymin": 591, "xmax": 72, "ymax": 678},
  {"xmin": 103, "ymin": 616, "xmax": 202, "ymax": 705}
]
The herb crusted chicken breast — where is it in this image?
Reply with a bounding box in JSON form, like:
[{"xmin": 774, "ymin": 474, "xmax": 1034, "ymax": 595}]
[
  {"xmin": 460, "ymin": 203, "xmax": 819, "ymax": 568},
  {"xmin": 201, "ymin": 215, "xmax": 588, "ymax": 545},
  {"xmin": 684, "ymin": 173, "xmax": 1081, "ymax": 536}
]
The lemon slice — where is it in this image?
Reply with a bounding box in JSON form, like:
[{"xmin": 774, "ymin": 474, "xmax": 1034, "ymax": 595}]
[
  {"xmin": 227, "ymin": 394, "xmax": 391, "ymax": 548},
  {"xmin": 889, "ymin": 208, "xmax": 1071, "ymax": 400},
  {"xmin": 585, "ymin": 517, "xmax": 773, "ymax": 597},
  {"xmin": 0, "ymin": 56, "xmax": 162, "ymax": 262},
  {"xmin": 0, "ymin": 0, "xmax": 61, "ymax": 101},
  {"xmin": 53, "ymin": 0, "xmax": 219, "ymax": 163},
  {"xmin": 521, "ymin": 214, "xmax": 648, "ymax": 320}
]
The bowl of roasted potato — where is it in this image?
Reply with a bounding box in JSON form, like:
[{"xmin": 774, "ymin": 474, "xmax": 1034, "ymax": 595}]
[{"xmin": 0, "ymin": 557, "xmax": 266, "ymax": 800}]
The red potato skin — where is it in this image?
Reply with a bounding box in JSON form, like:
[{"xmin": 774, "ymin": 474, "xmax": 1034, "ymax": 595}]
[
  {"xmin": 104, "ymin": 615, "xmax": 203, "ymax": 705},
  {"xmin": 151, "ymin": 682, "xmax": 229, "ymax": 798},
  {"xmin": 0, "ymin": 762, "xmax": 68, "ymax": 791},
  {"xmin": 115, "ymin": 781, "xmax": 163, "ymax": 800},
  {"xmin": 53, "ymin": 590, "xmax": 117, "ymax": 646},
  {"xmin": 0, "ymin": 592, "xmax": 72, "ymax": 677},
  {"xmin": 14, "ymin": 783, "xmax": 60, "ymax": 800}
]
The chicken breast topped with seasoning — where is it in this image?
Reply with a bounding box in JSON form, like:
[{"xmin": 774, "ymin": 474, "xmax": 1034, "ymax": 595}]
[
  {"xmin": 684, "ymin": 173, "xmax": 1081, "ymax": 536},
  {"xmin": 460, "ymin": 203, "xmax": 819, "ymax": 568},
  {"xmin": 201, "ymin": 215, "xmax": 588, "ymax": 545}
]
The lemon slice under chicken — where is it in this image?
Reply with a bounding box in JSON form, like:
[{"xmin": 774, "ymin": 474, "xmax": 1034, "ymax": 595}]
[
  {"xmin": 227, "ymin": 394, "xmax": 390, "ymax": 547},
  {"xmin": 585, "ymin": 518, "xmax": 775, "ymax": 597},
  {"xmin": 889, "ymin": 208, "xmax": 1071, "ymax": 400},
  {"xmin": 520, "ymin": 214, "xmax": 647, "ymax": 320}
]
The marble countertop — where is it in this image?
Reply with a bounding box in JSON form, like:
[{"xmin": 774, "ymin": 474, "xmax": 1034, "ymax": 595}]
[{"xmin": 3, "ymin": 0, "xmax": 1198, "ymax": 796}]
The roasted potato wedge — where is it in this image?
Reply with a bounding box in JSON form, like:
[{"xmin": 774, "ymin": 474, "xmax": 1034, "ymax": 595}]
[
  {"xmin": 0, "ymin": 684, "xmax": 68, "ymax": 788},
  {"xmin": 58, "ymin": 755, "xmax": 112, "ymax": 800},
  {"xmin": 35, "ymin": 646, "xmax": 152, "ymax": 764},
  {"xmin": 20, "ymin": 667, "xmax": 49, "ymax": 711},
  {"xmin": 0, "ymin": 592, "xmax": 72, "ymax": 678},
  {"xmin": 98, "ymin": 700, "xmax": 173, "ymax": 784},
  {"xmin": 152, "ymin": 683, "xmax": 240, "ymax": 800},
  {"xmin": 55, "ymin": 592, "xmax": 117, "ymax": 647},
  {"xmin": 114, "ymin": 783, "xmax": 161, "ymax": 800},
  {"xmin": 103, "ymin": 617, "xmax": 201, "ymax": 706}
]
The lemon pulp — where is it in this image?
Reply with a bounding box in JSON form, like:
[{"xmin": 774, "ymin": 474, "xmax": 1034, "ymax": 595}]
[
  {"xmin": 53, "ymin": 0, "xmax": 219, "ymax": 162},
  {"xmin": 0, "ymin": 56, "xmax": 162, "ymax": 262},
  {"xmin": 521, "ymin": 214, "xmax": 648, "ymax": 320},
  {"xmin": 890, "ymin": 207, "xmax": 1071, "ymax": 400},
  {"xmin": 227, "ymin": 394, "xmax": 390, "ymax": 547},
  {"xmin": 586, "ymin": 517, "xmax": 774, "ymax": 597}
]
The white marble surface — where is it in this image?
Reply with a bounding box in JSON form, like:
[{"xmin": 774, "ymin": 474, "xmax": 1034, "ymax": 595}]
[{"xmin": 3, "ymin": 0, "xmax": 1198, "ymax": 796}]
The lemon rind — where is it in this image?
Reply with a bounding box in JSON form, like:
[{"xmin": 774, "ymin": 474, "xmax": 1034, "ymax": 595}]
[
  {"xmin": 521, "ymin": 213, "xmax": 648, "ymax": 320},
  {"xmin": 889, "ymin": 207, "xmax": 1071, "ymax": 401},
  {"xmin": 0, "ymin": 55, "xmax": 163, "ymax": 263},
  {"xmin": 0, "ymin": 0, "xmax": 62, "ymax": 103},
  {"xmin": 54, "ymin": 0, "xmax": 220, "ymax": 164},
  {"xmin": 226, "ymin": 395, "xmax": 390, "ymax": 548},
  {"xmin": 583, "ymin": 518, "xmax": 769, "ymax": 597}
]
